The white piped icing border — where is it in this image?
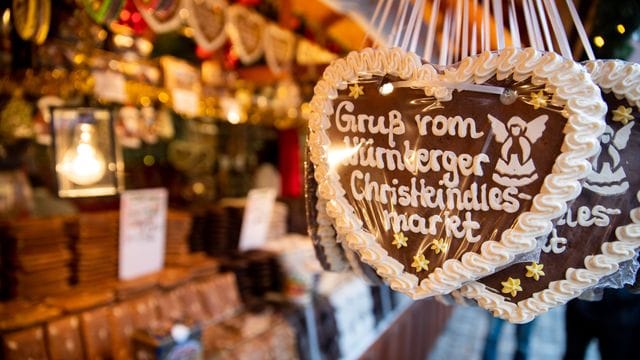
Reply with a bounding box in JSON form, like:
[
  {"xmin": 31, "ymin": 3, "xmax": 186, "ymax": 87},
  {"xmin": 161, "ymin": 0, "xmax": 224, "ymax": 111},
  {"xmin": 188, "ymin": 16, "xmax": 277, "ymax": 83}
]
[
  {"xmin": 459, "ymin": 59, "xmax": 640, "ymax": 323},
  {"xmin": 307, "ymin": 47, "xmax": 606, "ymax": 299}
]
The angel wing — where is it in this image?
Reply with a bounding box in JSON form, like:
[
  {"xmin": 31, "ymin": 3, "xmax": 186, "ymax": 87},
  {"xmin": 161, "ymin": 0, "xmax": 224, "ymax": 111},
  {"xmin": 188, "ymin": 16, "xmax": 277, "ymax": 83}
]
[
  {"xmin": 487, "ymin": 114, "xmax": 508, "ymax": 143},
  {"xmin": 613, "ymin": 122, "xmax": 635, "ymax": 150},
  {"xmin": 524, "ymin": 114, "xmax": 549, "ymax": 144}
]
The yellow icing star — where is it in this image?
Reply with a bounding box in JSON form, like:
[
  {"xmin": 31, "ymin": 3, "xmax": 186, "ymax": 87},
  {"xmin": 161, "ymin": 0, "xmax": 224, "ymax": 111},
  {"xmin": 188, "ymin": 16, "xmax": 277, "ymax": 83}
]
[
  {"xmin": 612, "ymin": 105, "xmax": 634, "ymax": 125},
  {"xmin": 430, "ymin": 238, "xmax": 449, "ymax": 255},
  {"xmin": 411, "ymin": 253, "xmax": 430, "ymax": 273},
  {"xmin": 501, "ymin": 277, "xmax": 523, "ymax": 298},
  {"xmin": 348, "ymin": 83, "xmax": 364, "ymax": 99},
  {"xmin": 525, "ymin": 262, "xmax": 545, "ymax": 281},
  {"xmin": 529, "ymin": 90, "xmax": 548, "ymax": 110},
  {"xmin": 392, "ymin": 232, "xmax": 408, "ymax": 249}
]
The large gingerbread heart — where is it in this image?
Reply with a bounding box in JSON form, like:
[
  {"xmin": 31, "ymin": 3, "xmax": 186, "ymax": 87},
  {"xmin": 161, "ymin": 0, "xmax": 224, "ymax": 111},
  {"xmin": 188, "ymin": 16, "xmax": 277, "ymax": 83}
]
[
  {"xmin": 459, "ymin": 59, "xmax": 640, "ymax": 322},
  {"xmin": 308, "ymin": 47, "xmax": 606, "ymax": 298}
]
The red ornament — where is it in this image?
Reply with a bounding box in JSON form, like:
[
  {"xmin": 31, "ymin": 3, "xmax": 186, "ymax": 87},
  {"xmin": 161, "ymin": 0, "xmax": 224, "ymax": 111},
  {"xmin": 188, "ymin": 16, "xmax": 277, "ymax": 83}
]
[
  {"xmin": 223, "ymin": 45, "xmax": 239, "ymax": 70},
  {"xmin": 196, "ymin": 46, "xmax": 214, "ymax": 60},
  {"xmin": 235, "ymin": 0, "xmax": 261, "ymax": 7},
  {"xmin": 117, "ymin": 0, "xmax": 149, "ymax": 35}
]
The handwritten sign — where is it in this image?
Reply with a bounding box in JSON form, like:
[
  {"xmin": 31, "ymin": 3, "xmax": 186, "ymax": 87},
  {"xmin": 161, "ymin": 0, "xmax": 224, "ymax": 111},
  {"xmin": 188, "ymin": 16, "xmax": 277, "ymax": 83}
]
[
  {"xmin": 239, "ymin": 188, "xmax": 277, "ymax": 251},
  {"xmin": 93, "ymin": 70, "xmax": 127, "ymax": 104},
  {"xmin": 119, "ymin": 188, "xmax": 168, "ymax": 280}
]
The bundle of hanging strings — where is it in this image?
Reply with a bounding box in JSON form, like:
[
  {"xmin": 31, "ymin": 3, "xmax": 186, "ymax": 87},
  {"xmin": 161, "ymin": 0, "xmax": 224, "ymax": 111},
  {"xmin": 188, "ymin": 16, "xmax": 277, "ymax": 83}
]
[{"xmin": 305, "ymin": 0, "xmax": 640, "ymax": 324}]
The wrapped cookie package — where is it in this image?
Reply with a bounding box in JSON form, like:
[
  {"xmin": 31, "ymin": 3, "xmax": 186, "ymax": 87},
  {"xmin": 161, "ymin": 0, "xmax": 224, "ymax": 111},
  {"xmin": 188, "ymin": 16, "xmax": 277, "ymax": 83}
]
[{"xmin": 306, "ymin": 48, "xmax": 640, "ymax": 323}]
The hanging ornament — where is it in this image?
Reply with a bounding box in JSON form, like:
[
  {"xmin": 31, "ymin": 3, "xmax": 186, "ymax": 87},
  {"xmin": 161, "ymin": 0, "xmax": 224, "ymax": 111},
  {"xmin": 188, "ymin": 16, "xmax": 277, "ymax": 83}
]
[
  {"xmin": 185, "ymin": 0, "xmax": 228, "ymax": 52},
  {"xmin": 134, "ymin": 0, "xmax": 183, "ymax": 34},
  {"xmin": 33, "ymin": 0, "xmax": 51, "ymax": 45},
  {"xmin": 263, "ymin": 24, "xmax": 296, "ymax": 74},
  {"xmin": 83, "ymin": 0, "xmax": 126, "ymax": 25},
  {"xmin": 12, "ymin": 0, "xmax": 38, "ymax": 41},
  {"xmin": 0, "ymin": 91, "xmax": 34, "ymax": 145},
  {"xmin": 225, "ymin": 5, "xmax": 265, "ymax": 65},
  {"xmin": 307, "ymin": 47, "xmax": 606, "ymax": 299}
]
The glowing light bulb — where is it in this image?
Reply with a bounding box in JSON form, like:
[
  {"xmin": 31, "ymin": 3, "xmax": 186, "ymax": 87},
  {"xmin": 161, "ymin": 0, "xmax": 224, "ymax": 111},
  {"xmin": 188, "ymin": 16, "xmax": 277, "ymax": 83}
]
[
  {"xmin": 594, "ymin": 36, "xmax": 605, "ymax": 48},
  {"xmin": 58, "ymin": 123, "xmax": 106, "ymax": 186}
]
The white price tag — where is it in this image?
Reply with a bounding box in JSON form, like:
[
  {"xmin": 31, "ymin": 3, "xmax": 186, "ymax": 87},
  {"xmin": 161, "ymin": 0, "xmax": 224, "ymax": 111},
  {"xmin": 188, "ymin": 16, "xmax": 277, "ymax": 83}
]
[
  {"xmin": 118, "ymin": 188, "xmax": 168, "ymax": 280},
  {"xmin": 171, "ymin": 89, "xmax": 200, "ymax": 117},
  {"xmin": 239, "ymin": 188, "xmax": 277, "ymax": 251},
  {"xmin": 93, "ymin": 70, "xmax": 127, "ymax": 104}
]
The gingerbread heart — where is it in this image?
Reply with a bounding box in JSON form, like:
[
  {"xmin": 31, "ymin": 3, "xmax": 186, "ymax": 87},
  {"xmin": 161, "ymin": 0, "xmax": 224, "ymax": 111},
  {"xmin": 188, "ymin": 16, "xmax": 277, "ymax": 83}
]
[
  {"xmin": 226, "ymin": 5, "xmax": 265, "ymax": 65},
  {"xmin": 135, "ymin": 0, "xmax": 183, "ymax": 34},
  {"xmin": 307, "ymin": 47, "xmax": 606, "ymax": 298},
  {"xmin": 263, "ymin": 24, "xmax": 296, "ymax": 74},
  {"xmin": 460, "ymin": 59, "xmax": 640, "ymax": 323},
  {"xmin": 185, "ymin": 0, "xmax": 227, "ymax": 52}
]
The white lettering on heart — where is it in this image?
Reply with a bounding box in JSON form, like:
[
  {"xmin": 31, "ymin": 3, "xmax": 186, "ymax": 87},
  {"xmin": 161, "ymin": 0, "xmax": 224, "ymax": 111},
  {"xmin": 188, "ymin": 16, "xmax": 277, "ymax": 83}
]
[{"xmin": 542, "ymin": 205, "xmax": 621, "ymax": 254}]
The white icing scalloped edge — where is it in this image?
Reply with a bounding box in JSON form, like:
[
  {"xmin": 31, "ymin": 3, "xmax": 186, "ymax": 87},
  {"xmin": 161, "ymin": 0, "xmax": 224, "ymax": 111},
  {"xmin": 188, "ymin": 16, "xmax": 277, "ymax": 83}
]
[
  {"xmin": 307, "ymin": 47, "xmax": 606, "ymax": 299},
  {"xmin": 315, "ymin": 197, "xmax": 351, "ymax": 272},
  {"xmin": 459, "ymin": 59, "xmax": 640, "ymax": 323}
]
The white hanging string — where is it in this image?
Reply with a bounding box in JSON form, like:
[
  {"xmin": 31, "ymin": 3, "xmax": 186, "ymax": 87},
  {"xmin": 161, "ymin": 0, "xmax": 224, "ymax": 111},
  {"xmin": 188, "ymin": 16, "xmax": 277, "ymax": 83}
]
[
  {"xmin": 481, "ymin": 0, "xmax": 490, "ymax": 51},
  {"xmin": 362, "ymin": 0, "xmax": 387, "ymax": 48},
  {"xmin": 409, "ymin": 0, "xmax": 427, "ymax": 53},
  {"xmin": 491, "ymin": 0, "xmax": 505, "ymax": 49},
  {"xmin": 375, "ymin": 0, "xmax": 395, "ymax": 47},
  {"xmin": 508, "ymin": 0, "xmax": 521, "ymax": 48},
  {"xmin": 526, "ymin": 0, "xmax": 545, "ymax": 50},
  {"xmin": 389, "ymin": 0, "xmax": 409, "ymax": 47},
  {"xmin": 565, "ymin": 0, "xmax": 595, "ymax": 60},
  {"xmin": 393, "ymin": 0, "xmax": 411, "ymax": 47},
  {"xmin": 453, "ymin": 0, "xmax": 464, "ymax": 62},
  {"xmin": 423, "ymin": 0, "xmax": 440, "ymax": 62},
  {"xmin": 461, "ymin": 0, "xmax": 470, "ymax": 58},
  {"xmin": 534, "ymin": 0, "xmax": 555, "ymax": 51},
  {"xmin": 439, "ymin": 6, "xmax": 452, "ymax": 65},
  {"xmin": 522, "ymin": 0, "xmax": 537, "ymax": 49},
  {"xmin": 447, "ymin": 3, "xmax": 457, "ymax": 64},
  {"xmin": 543, "ymin": 0, "xmax": 572, "ymax": 58},
  {"xmin": 401, "ymin": 0, "xmax": 424, "ymax": 51},
  {"xmin": 470, "ymin": 0, "xmax": 478, "ymax": 55}
]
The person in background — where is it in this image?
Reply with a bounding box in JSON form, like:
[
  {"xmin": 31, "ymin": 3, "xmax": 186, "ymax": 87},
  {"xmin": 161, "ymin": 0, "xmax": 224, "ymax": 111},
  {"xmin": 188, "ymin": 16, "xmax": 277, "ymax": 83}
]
[
  {"xmin": 483, "ymin": 316, "xmax": 536, "ymax": 360},
  {"xmin": 253, "ymin": 140, "xmax": 281, "ymax": 195},
  {"xmin": 564, "ymin": 288, "xmax": 640, "ymax": 359}
]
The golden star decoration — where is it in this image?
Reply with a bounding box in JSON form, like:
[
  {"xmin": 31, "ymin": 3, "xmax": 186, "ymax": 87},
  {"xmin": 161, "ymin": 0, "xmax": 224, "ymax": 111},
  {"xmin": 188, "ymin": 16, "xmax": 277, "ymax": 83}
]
[
  {"xmin": 611, "ymin": 105, "xmax": 634, "ymax": 125},
  {"xmin": 392, "ymin": 232, "xmax": 408, "ymax": 249},
  {"xmin": 501, "ymin": 277, "xmax": 523, "ymax": 298},
  {"xmin": 411, "ymin": 253, "xmax": 430, "ymax": 273},
  {"xmin": 525, "ymin": 262, "xmax": 545, "ymax": 281},
  {"xmin": 430, "ymin": 238, "xmax": 448, "ymax": 255},
  {"xmin": 529, "ymin": 90, "xmax": 548, "ymax": 110},
  {"xmin": 348, "ymin": 83, "xmax": 364, "ymax": 99}
]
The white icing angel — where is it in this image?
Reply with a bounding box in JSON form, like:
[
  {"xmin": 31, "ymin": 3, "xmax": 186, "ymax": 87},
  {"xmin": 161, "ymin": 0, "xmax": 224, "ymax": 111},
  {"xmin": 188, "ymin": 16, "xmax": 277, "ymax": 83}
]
[
  {"xmin": 585, "ymin": 122, "xmax": 635, "ymax": 195},
  {"xmin": 488, "ymin": 114, "xmax": 549, "ymax": 187}
]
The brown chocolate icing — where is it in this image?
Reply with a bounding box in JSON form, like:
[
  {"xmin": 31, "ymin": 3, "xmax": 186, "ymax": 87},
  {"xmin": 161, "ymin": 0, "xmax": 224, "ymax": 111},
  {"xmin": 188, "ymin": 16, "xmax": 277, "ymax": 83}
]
[
  {"xmin": 328, "ymin": 75, "xmax": 567, "ymax": 280},
  {"xmin": 480, "ymin": 93, "xmax": 640, "ymax": 302}
]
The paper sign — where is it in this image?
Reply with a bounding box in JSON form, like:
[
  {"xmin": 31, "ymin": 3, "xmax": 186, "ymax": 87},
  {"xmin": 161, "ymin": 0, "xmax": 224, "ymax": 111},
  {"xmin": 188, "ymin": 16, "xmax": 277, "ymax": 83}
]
[
  {"xmin": 119, "ymin": 188, "xmax": 168, "ymax": 280},
  {"xmin": 171, "ymin": 88, "xmax": 200, "ymax": 117},
  {"xmin": 93, "ymin": 70, "xmax": 127, "ymax": 104},
  {"xmin": 239, "ymin": 188, "xmax": 277, "ymax": 251}
]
